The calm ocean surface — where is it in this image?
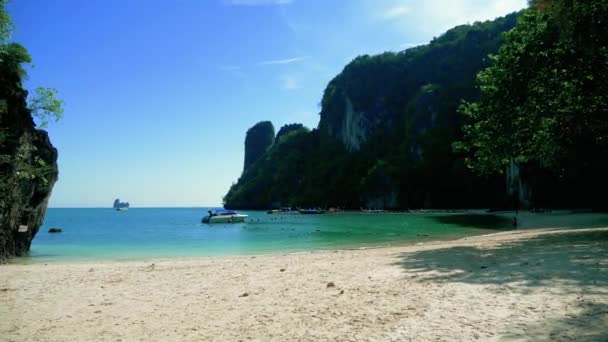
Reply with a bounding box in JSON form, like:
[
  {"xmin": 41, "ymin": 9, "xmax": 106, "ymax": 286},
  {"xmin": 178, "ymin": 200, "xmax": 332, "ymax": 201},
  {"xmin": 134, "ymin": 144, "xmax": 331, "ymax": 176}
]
[{"xmin": 18, "ymin": 208, "xmax": 608, "ymax": 263}]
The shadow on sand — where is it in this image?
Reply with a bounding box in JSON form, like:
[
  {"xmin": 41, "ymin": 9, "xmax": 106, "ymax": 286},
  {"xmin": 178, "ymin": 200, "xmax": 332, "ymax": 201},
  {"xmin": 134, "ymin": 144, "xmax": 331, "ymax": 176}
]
[
  {"xmin": 395, "ymin": 229, "xmax": 608, "ymax": 340},
  {"xmin": 501, "ymin": 301, "xmax": 608, "ymax": 341},
  {"xmin": 395, "ymin": 229, "xmax": 608, "ymax": 289}
]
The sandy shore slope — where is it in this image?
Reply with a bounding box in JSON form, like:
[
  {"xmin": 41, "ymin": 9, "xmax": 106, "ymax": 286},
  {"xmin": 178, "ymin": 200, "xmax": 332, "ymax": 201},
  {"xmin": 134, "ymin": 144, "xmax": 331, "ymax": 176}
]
[{"xmin": 2, "ymin": 227, "xmax": 608, "ymax": 341}]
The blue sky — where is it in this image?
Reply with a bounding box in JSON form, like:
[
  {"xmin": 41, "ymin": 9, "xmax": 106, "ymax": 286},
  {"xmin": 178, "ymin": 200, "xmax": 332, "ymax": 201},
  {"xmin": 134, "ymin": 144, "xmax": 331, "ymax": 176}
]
[{"xmin": 8, "ymin": 0, "xmax": 527, "ymax": 207}]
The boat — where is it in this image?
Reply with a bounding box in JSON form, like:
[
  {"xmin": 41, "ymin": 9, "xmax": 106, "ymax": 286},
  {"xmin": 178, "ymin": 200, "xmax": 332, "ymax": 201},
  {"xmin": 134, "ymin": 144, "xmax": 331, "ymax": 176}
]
[
  {"xmin": 267, "ymin": 207, "xmax": 298, "ymax": 214},
  {"xmin": 202, "ymin": 209, "xmax": 248, "ymax": 223},
  {"xmin": 116, "ymin": 207, "xmax": 128, "ymax": 211},
  {"xmin": 298, "ymin": 208, "xmax": 325, "ymax": 215},
  {"xmin": 361, "ymin": 208, "xmax": 384, "ymax": 213}
]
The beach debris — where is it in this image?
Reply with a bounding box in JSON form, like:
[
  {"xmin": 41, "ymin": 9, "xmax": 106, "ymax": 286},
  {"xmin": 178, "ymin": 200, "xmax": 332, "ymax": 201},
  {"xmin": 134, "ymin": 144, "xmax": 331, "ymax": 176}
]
[
  {"xmin": 340, "ymin": 290, "xmax": 344, "ymax": 295},
  {"xmin": 94, "ymin": 310, "xmax": 102, "ymax": 314},
  {"xmin": 327, "ymin": 282, "xmax": 335, "ymax": 288},
  {"xmin": 88, "ymin": 268, "xmax": 94, "ymax": 272},
  {"xmin": 239, "ymin": 292, "xmax": 249, "ymax": 297},
  {"xmin": 280, "ymin": 268, "xmax": 286, "ymax": 272},
  {"xmin": 48, "ymin": 228, "xmax": 62, "ymax": 233}
]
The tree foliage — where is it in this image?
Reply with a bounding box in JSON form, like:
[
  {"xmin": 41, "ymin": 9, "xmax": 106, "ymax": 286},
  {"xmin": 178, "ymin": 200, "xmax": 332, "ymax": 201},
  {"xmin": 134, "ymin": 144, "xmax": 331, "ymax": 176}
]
[
  {"xmin": 457, "ymin": 0, "xmax": 608, "ymax": 173},
  {"xmin": 455, "ymin": 0, "xmax": 608, "ymax": 208},
  {"xmin": 0, "ymin": 1, "xmax": 62, "ymax": 209},
  {"xmin": 0, "ymin": 0, "xmax": 13, "ymax": 44},
  {"xmin": 28, "ymin": 87, "xmax": 64, "ymax": 128}
]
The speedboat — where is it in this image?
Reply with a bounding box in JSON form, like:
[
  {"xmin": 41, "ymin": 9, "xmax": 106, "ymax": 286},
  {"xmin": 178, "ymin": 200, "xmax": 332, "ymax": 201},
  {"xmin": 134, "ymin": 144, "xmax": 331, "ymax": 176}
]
[{"xmin": 202, "ymin": 209, "xmax": 248, "ymax": 224}]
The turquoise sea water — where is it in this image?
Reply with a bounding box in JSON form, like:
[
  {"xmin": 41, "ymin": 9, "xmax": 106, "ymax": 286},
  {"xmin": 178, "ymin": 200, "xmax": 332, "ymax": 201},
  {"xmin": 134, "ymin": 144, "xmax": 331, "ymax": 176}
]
[{"xmin": 18, "ymin": 208, "xmax": 608, "ymax": 263}]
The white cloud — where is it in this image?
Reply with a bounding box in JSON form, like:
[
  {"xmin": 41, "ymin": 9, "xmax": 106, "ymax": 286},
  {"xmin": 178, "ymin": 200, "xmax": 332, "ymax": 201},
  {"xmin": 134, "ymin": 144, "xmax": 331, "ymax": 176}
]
[
  {"xmin": 367, "ymin": 0, "xmax": 527, "ymax": 36},
  {"xmin": 382, "ymin": 5, "xmax": 412, "ymax": 19},
  {"xmin": 223, "ymin": 0, "xmax": 292, "ymax": 6},
  {"xmin": 258, "ymin": 56, "xmax": 309, "ymax": 65},
  {"xmin": 399, "ymin": 42, "xmax": 425, "ymax": 48},
  {"xmin": 418, "ymin": 0, "xmax": 527, "ymax": 29},
  {"xmin": 280, "ymin": 74, "xmax": 300, "ymax": 90}
]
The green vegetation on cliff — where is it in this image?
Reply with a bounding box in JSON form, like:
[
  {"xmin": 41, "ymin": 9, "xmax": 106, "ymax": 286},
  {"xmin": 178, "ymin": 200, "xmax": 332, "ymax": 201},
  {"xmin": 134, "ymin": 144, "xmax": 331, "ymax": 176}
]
[
  {"xmin": 226, "ymin": 1, "xmax": 607, "ymax": 210},
  {"xmin": 225, "ymin": 13, "xmax": 520, "ymax": 210},
  {"xmin": 243, "ymin": 121, "xmax": 275, "ymax": 172},
  {"xmin": 0, "ymin": 1, "xmax": 63, "ymax": 259},
  {"xmin": 457, "ymin": 0, "xmax": 608, "ymax": 208}
]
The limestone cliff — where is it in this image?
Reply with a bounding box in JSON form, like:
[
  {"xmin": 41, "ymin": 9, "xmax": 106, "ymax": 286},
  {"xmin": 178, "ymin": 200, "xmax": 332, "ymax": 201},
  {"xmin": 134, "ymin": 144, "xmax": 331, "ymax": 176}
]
[
  {"xmin": 225, "ymin": 13, "xmax": 521, "ymax": 210},
  {"xmin": 243, "ymin": 121, "xmax": 275, "ymax": 171},
  {"xmin": 318, "ymin": 13, "xmax": 519, "ymax": 154},
  {"xmin": 0, "ymin": 81, "xmax": 58, "ymax": 261},
  {"xmin": 275, "ymin": 123, "xmax": 308, "ymax": 142}
]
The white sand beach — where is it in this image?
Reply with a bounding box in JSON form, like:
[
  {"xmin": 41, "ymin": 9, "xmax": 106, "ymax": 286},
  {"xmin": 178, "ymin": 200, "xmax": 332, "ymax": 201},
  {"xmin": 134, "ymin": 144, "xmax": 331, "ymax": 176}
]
[{"xmin": 2, "ymin": 227, "xmax": 608, "ymax": 341}]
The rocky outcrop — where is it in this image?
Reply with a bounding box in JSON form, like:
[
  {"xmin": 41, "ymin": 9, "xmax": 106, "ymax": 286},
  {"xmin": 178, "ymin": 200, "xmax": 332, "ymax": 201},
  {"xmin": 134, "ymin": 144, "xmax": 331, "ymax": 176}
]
[
  {"xmin": 0, "ymin": 91, "xmax": 58, "ymax": 261},
  {"xmin": 320, "ymin": 89, "xmax": 386, "ymax": 152},
  {"xmin": 244, "ymin": 121, "xmax": 275, "ymax": 171},
  {"xmin": 225, "ymin": 13, "xmax": 521, "ymax": 210},
  {"xmin": 113, "ymin": 198, "xmax": 130, "ymax": 209},
  {"xmin": 0, "ymin": 41, "xmax": 59, "ymax": 260},
  {"xmin": 275, "ymin": 123, "xmax": 307, "ymax": 142}
]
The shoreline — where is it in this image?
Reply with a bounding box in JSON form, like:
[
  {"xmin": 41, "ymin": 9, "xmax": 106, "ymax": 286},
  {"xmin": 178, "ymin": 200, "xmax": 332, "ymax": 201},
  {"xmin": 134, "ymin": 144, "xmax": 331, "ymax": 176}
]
[
  {"xmin": 8, "ymin": 225, "xmax": 596, "ymax": 266},
  {"xmin": 3, "ymin": 227, "xmax": 608, "ymax": 341}
]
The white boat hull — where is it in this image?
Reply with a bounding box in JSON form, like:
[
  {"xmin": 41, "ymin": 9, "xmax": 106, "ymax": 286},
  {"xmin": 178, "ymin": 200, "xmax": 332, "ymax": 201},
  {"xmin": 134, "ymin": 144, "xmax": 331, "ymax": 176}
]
[{"xmin": 203, "ymin": 214, "xmax": 248, "ymax": 224}]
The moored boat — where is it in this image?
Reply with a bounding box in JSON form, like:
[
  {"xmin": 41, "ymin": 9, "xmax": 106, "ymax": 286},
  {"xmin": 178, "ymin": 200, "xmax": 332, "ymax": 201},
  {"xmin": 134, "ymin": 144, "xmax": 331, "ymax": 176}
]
[
  {"xmin": 267, "ymin": 207, "xmax": 298, "ymax": 214},
  {"xmin": 202, "ymin": 209, "xmax": 248, "ymax": 223},
  {"xmin": 298, "ymin": 208, "xmax": 325, "ymax": 215},
  {"xmin": 361, "ymin": 208, "xmax": 384, "ymax": 213}
]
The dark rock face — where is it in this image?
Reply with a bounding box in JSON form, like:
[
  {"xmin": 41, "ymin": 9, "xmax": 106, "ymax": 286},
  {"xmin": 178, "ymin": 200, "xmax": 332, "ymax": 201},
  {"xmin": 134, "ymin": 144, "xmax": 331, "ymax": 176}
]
[
  {"xmin": 0, "ymin": 119, "xmax": 58, "ymax": 261},
  {"xmin": 275, "ymin": 123, "xmax": 306, "ymax": 142},
  {"xmin": 0, "ymin": 76, "xmax": 58, "ymax": 261},
  {"xmin": 225, "ymin": 13, "xmax": 521, "ymax": 210},
  {"xmin": 113, "ymin": 198, "xmax": 129, "ymax": 209},
  {"xmin": 318, "ymin": 14, "xmax": 519, "ymax": 153},
  {"xmin": 244, "ymin": 121, "xmax": 275, "ymax": 171}
]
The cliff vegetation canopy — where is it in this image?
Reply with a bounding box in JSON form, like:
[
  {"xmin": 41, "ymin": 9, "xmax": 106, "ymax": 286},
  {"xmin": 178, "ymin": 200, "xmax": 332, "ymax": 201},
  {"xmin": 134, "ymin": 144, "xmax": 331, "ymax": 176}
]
[
  {"xmin": 225, "ymin": 1, "xmax": 608, "ymax": 210},
  {"xmin": 224, "ymin": 12, "xmax": 520, "ymax": 209}
]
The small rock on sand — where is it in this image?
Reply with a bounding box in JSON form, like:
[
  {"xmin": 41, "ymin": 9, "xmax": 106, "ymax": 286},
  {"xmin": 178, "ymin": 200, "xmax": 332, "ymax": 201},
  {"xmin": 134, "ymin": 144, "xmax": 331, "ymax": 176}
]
[{"xmin": 327, "ymin": 282, "xmax": 335, "ymax": 288}]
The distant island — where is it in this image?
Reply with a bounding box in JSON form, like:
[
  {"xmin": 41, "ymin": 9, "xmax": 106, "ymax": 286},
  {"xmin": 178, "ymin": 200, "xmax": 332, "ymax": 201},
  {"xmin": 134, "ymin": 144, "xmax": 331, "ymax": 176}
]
[{"xmin": 113, "ymin": 199, "xmax": 130, "ymax": 211}]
